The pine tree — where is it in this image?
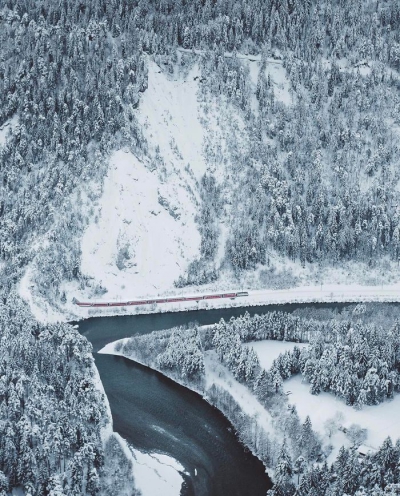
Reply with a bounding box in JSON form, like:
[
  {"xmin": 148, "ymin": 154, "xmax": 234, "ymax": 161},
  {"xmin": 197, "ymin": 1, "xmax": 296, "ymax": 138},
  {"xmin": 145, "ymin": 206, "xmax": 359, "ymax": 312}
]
[
  {"xmin": 298, "ymin": 416, "xmax": 320, "ymax": 462},
  {"xmin": 254, "ymin": 369, "xmax": 274, "ymax": 404},
  {"xmin": 293, "ymin": 456, "xmax": 306, "ymax": 484},
  {"xmin": 270, "ymin": 441, "xmax": 295, "ymax": 496}
]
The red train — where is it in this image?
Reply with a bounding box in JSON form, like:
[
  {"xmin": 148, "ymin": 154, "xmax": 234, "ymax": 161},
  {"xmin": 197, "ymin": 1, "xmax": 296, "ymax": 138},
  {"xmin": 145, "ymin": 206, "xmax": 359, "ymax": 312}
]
[{"xmin": 75, "ymin": 291, "xmax": 249, "ymax": 308}]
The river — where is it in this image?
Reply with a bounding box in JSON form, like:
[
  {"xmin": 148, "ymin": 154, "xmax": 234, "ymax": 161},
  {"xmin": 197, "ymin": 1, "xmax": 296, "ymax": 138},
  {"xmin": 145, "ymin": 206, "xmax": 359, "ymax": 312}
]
[{"xmin": 76, "ymin": 302, "xmax": 355, "ymax": 496}]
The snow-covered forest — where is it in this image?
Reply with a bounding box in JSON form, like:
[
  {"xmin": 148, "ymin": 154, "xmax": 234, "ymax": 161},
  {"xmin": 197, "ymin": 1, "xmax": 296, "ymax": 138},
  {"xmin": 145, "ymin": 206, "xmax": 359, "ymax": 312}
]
[
  {"xmin": 111, "ymin": 305, "xmax": 400, "ymax": 496},
  {"xmin": 0, "ymin": 292, "xmax": 139, "ymax": 495},
  {"xmin": 1, "ymin": 0, "xmax": 400, "ymax": 313},
  {"xmin": 2, "ymin": 0, "xmax": 400, "ymax": 494}
]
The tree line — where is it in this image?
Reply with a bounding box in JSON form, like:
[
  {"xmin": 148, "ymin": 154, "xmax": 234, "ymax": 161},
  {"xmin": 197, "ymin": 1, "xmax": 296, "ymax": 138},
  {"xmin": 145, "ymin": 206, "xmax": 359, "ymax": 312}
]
[{"xmin": 0, "ymin": 292, "xmax": 139, "ymax": 495}]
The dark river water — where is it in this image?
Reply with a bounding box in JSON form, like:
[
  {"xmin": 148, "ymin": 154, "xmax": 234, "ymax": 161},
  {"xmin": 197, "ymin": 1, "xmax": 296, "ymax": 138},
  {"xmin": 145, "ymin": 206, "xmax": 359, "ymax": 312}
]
[{"xmin": 76, "ymin": 302, "xmax": 355, "ymax": 496}]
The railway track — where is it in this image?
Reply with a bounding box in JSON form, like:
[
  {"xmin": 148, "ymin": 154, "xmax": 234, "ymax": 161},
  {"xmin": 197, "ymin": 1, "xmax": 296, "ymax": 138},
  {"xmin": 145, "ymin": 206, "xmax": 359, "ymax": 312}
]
[{"xmin": 75, "ymin": 291, "xmax": 249, "ymax": 308}]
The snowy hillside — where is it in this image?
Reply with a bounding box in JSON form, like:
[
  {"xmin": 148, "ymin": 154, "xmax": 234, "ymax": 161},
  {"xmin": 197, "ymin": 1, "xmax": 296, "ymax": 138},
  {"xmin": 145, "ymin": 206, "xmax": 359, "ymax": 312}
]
[
  {"xmin": 18, "ymin": 49, "xmax": 400, "ymax": 324},
  {"xmin": 19, "ymin": 59, "xmax": 215, "ymax": 316},
  {"xmin": 139, "ymin": 60, "xmax": 208, "ymax": 180},
  {"xmin": 80, "ymin": 149, "xmax": 200, "ymax": 299},
  {"xmin": 0, "ymin": 115, "xmax": 18, "ymax": 147},
  {"xmin": 77, "ymin": 60, "xmax": 214, "ymax": 300}
]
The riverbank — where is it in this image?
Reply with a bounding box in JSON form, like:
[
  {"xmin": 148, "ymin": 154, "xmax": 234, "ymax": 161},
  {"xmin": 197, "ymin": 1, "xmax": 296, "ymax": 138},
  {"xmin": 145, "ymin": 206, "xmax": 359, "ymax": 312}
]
[
  {"xmin": 94, "ymin": 351, "xmax": 272, "ymax": 495},
  {"xmin": 92, "ymin": 352, "xmax": 174, "ymax": 496}
]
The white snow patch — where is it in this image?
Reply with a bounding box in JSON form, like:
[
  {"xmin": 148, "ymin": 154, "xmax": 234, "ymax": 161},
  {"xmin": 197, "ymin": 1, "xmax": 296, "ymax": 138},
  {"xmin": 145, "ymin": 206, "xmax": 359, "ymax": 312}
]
[
  {"xmin": 244, "ymin": 340, "xmax": 308, "ymax": 371},
  {"xmin": 99, "ymin": 340, "xmax": 125, "ymax": 355},
  {"xmin": 0, "ymin": 114, "xmax": 18, "ymax": 146},
  {"xmin": 265, "ymin": 64, "xmax": 292, "ymax": 105},
  {"xmin": 248, "ymin": 59, "xmax": 260, "ymax": 86},
  {"xmin": 131, "ymin": 449, "xmax": 184, "ymax": 496}
]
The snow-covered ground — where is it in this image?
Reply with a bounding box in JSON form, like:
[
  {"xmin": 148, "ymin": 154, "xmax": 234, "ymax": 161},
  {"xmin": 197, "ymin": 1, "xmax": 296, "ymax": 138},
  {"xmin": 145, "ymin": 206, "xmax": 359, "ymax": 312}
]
[
  {"xmin": 78, "ymin": 60, "xmax": 213, "ymax": 301},
  {"xmin": 204, "ymin": 350, "xmax": 275, "ymax": 437},
  {"xmin": 283, "ymin": 375, "xmax": 400, "ymax": 462},
  {"xmin": 0, "ymin": 114, "xmax": 18, "ymax": 146},
  {"xmin": 244, "ymin": 340, "xmax": 308, "ymax": 371},
  {"xmin": 246, "ymin": 339, "xmax": 400, "ymax": 461},
  {"xmin": 131, "ymin": 449, "xmax": 185, "ymax": 496},
  {"xmin": 139, "ymin": 60, "xmax": 208, "ymax": 179},
  {"xmin": 264, "ymin": 62, "xmax": 292, "ymax": 105},
  {"xmin": 80, "ymin": 149, "xmax": 200, "ymax": 299}
]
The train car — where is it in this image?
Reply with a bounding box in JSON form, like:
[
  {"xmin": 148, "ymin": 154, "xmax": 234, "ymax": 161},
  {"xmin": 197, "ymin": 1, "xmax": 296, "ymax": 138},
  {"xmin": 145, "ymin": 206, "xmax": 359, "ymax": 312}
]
[
  {"xmin": 75, "ymin": 301, "xmax": 91, "ymax": 307},
  {"xmin": 204, "ymin": 294, "xmax": 222, "ymax": 299},
  {"xmin": 236, "ymin": 291, "xmax": 249, "ymax": 297}
]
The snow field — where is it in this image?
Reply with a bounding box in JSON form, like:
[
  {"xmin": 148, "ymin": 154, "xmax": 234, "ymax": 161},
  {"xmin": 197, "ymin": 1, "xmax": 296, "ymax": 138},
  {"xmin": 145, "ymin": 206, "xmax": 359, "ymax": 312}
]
[
  {"xmin": 282, "ymin": 375, "xmax": 400, "ymax": 462},
  {"xmin": 244, "ymin": 340, "xmax": 308, "ymax": 371},
  {"xmin": 139, "ymin": 60, "xmax": 208, "ymax": 180}
]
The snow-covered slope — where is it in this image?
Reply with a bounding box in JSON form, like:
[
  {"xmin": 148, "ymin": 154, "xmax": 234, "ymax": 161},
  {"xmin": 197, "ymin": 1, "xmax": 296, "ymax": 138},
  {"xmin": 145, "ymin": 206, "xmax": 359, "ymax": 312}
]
[
  {"xmin": 19, "ymin": 59, "xmax": 212, "ymax": 317},
  {"xmin": 78, "ymin": 61, "xmax": 212, "ymax": 299},
  {"xmin": 80, "ymin": 149, "xmax": 200, "ymax": 299},
  {"xmin": 139, "ymin": 60, "xmax": 208, "ymax": 180}
]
